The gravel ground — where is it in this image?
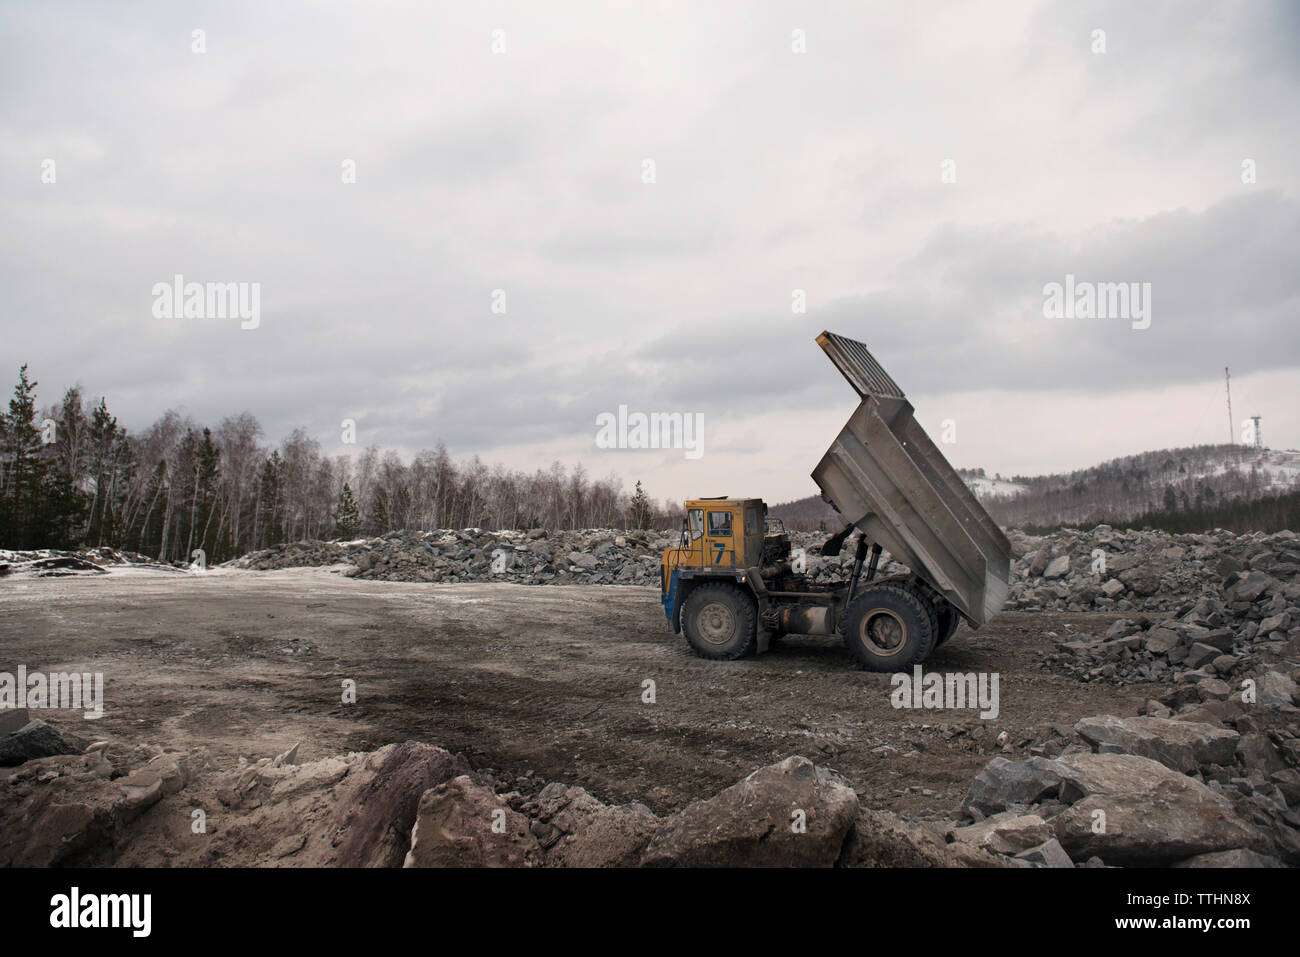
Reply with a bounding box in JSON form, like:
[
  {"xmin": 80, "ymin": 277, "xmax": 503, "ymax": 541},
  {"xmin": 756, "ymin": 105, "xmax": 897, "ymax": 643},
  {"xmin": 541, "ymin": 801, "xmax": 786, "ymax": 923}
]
[{"xmin": 0, "ymin": 566, "xmax": 1151, "ymax": 818}]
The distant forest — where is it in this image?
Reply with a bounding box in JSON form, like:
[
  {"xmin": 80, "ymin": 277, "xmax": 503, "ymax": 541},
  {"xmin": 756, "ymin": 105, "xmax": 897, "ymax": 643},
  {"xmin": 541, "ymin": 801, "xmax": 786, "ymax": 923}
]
[
  {"xmin": 0, "ymin": 365, "xmax": 677, "ymax": 564},
  {"xmin": 1020, "ymin": 488, "xmax": 1300, "ymax": 537},
  {"xmin": 770, "ymin": 444, "xmax": 1300, "ymax": 536}
]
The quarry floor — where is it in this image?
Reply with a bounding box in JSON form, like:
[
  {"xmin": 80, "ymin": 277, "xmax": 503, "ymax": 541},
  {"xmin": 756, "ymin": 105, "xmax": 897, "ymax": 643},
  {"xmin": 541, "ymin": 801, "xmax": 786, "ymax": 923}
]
[{"xmin": 0, "ymin": 568, "xmax": 1154, "ymax": 819}]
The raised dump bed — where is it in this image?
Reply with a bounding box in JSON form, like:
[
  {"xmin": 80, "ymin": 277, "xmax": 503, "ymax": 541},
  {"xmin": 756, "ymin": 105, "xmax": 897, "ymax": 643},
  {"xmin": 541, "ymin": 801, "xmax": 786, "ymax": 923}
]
[{"xmin": 811, "ymin": 331, "xmax": 1012, "ymax": 627}]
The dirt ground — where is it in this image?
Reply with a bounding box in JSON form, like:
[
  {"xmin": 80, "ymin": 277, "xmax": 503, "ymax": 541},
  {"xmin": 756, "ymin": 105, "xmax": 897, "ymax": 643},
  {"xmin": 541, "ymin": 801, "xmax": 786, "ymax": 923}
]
[{"xmin": 0, "ymin": 567, "xmax": 1157, "ymax": 819}]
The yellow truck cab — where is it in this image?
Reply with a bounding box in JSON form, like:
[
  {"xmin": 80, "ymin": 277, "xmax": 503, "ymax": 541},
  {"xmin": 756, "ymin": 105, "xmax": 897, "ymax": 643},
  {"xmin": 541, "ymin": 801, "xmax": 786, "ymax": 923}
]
[{"xmin": 665, "ymin": 497, "xmax": 766, "ymax": 573}]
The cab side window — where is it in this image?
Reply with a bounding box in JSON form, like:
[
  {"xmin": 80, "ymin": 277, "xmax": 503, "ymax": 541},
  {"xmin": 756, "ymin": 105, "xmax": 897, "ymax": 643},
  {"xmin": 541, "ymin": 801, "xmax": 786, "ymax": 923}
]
[
  {"xmin": 708, "ymin": 511, "xmax": 733, "ymax": 537},
  {"xmin": 688, "ymin": 509, "xmax": 704, "ymax": 540}
]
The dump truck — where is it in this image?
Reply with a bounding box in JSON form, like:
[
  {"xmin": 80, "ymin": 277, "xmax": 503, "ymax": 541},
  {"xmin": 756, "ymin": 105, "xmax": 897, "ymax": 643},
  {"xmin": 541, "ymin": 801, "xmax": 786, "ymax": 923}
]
[{"xmin": 659, "ymin": 331, "xmax": 1012, "ymax": 672}]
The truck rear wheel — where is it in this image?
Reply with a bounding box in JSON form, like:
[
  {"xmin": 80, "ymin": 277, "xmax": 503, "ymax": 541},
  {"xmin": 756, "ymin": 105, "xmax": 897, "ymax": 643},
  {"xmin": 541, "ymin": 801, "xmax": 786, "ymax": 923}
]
[
  {"xmin": 840, "ymin": 584, "xmax": 935, "ymax": 671},
  {"xmin": 681, "ymin": 582, "xmax": 758, "ymax": 660}
]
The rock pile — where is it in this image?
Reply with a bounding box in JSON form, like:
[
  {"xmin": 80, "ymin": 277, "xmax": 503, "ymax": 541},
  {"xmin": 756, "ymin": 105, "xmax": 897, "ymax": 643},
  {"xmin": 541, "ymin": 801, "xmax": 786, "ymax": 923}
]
[
  {"xmin": 6, "ymin": 702, "xmax": 1293, "ymax": 867},
  {"xmin": 1038, "ymin": 539, "xmax": 1300, "ymax": 686},
  {"xmin": 0, "ymin": 717, "xmax": 996, "ymax": 868},
  {"xmin": 230, "ymin": 529, "xmax": 680, "ymax": 586},
  {"xmin": 0, "ymin": 546, "xmax": 184, "ymax": 578},
  {"xmin": 1006, "ymin": 526, "xmax": 1300, "ymax": 616},
  {"xmin": 228, "ymin": 527, "xmax": 908, "ymax": 587},
  {"xmin": 950, "ymin": 681, "xmax": 1300, "ymax": 867}
]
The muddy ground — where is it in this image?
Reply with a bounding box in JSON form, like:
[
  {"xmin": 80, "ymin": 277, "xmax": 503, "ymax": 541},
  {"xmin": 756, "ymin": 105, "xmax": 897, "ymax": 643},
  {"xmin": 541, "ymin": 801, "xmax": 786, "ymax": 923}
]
[{"xmin": 0, "ymin": 567, "xmax": 1155, "ymax": 820}]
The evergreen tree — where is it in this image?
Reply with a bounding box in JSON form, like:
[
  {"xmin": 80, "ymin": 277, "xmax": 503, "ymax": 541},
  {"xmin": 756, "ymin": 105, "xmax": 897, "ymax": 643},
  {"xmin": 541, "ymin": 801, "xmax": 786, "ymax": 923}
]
[
  {"xmin": 86, "ymin": 398, "xmax": 120, "ymax": 545},
  {"xmin": 2, "ymin": 365, "xmax": 51, "ymax": 546},
  {"xmin": 629, "ymin": 480, "xmax": 653, "ymax": 530},
  {"xmin": 334, "ymin": 482, "xmax": 361, "ymax": 538},
  {"xmin": 256, "ymin": 451, "xmax": 285, "ymax": 547}
]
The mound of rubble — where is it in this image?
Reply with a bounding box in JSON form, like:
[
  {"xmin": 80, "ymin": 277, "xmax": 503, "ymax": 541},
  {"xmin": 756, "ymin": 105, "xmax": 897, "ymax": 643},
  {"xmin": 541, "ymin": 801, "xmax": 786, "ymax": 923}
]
[
  {"xmin": 1006, "ymin": 526, "xmax": 1300, "ymax": 615},
  {"xmin": 227, "ymin": 527, "xmax": 909, "ymax": 587},
  {"xmin": 1037, "ymin": 537, "xmax": 1299, "ymax": 686},
  {"xmin": 0, "ymin": 715, "xmax": 979, "ymax": 868},
  {"xmin": 0, "ymin": 546, "xmax": 185, "ymax": 579}
]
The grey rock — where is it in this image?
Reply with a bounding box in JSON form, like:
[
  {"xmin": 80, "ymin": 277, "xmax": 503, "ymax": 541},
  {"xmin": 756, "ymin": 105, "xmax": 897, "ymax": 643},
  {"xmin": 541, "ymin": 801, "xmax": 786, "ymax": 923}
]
[
  {"xmin": 962, "ymin": 756, "xmax": 1064, "ymax": 815},
  {"xmin": 950, "ymin": 812, "xmax": 1050, "ymax": 854},
  {"xmin": 0, "ymin": 707, "xmax": 30, "ymax": 735},
  {"xmin": 1014, "ymin": 837, "xmax": 1075, "ymax": 868},
  {"xmin": 1074, "ymin": 715, "xmax": 1239, "ymax": 773},
  {"xmin": 0, "ymin": 720, "xmax": 87, "ymax": 766},
  {"xmin": 1171, "ymin": 848, "xmax": 1283, "ymax": 868},
  {"xmin": 642, "ymin": 756, "xmax": 858, "ymax": 867},
  {"xmin": 404, "ymin": 774, "xmax": 537, "ymax": 868},
  {"xmin": 1043, "ymin": 555, "xmax": 1070, "ymax": 580},
  {"xmin": 1051, "ymin": 753, "xmax": 1260, "ymax": 866}
]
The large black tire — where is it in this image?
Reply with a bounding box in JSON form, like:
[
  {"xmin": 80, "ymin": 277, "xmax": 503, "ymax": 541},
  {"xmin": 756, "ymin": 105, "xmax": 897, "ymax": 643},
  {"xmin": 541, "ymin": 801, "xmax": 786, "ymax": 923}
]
[
  {"xmin": 681, "ymin": 582, "xmax": 758, "ymax": 660},
  {"xmin": 934, "ymin": 602, "xmax": 961, "ymax": 648},
  {"xmin": 839, "ymin": 584, "xmax": 935, "ymax": 671}
]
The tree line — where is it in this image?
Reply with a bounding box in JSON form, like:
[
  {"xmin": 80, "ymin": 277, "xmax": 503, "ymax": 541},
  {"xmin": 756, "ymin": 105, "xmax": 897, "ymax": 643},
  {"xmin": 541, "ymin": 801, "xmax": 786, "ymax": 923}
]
[
  {"xmin": 983, "ymin": 444, "xmax": 1293, "ymax": 529},
  {"xmin": 1018, "ymin": 487, "xmax": 1300, "ymax": 537},
  {"xmin": 0, "ymin": 365, "xmax": 678, "ymax": 563}
]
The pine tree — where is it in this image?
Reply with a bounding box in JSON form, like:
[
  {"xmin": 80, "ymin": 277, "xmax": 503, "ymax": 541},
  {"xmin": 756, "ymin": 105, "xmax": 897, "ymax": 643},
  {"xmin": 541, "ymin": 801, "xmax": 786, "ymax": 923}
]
[
  {"xmin": 334, "ymin": 482, "xmax": 361, "ymax": 538},
  {"xmin": 256, "ymin": 452, "xmax": 285, "ymax": 547},
  {"xmin": 629, "ymin": 480, "xmax": 653, "ymax": 531},
  {"xmin": 86, "ymin": 398, "xmax": 120, "ymax": 545},
  {"xmin": 2, "ymin": 365, "xmax": 50, "ymax": 546}
]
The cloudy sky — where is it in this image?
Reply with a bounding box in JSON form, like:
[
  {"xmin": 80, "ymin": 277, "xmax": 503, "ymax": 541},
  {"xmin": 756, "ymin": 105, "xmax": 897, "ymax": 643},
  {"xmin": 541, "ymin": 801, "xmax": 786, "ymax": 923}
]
[{"xmin": 3, "ymin": 0, "xmax": 1298, "ymax": 504}]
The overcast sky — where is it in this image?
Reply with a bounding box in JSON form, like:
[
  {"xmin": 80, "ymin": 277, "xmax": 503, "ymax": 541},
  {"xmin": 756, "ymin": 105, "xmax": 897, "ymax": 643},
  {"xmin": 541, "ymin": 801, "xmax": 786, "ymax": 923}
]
[{"xmin": 2, "ymin": 0, "xmax": 1297, "ymax": 504}]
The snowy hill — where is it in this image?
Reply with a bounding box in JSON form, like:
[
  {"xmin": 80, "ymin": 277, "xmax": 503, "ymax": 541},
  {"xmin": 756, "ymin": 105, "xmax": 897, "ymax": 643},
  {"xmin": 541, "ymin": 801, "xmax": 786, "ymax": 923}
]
[{"xmin": 769, "ymin": 445, "xmax": 1300, "ymax": 531}]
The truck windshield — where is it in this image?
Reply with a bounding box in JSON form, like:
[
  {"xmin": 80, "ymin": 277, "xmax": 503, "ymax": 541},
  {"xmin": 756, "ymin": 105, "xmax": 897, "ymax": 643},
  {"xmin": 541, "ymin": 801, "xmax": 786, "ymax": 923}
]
[{"xmin": 688, "ymin": 509, "xmax": 704, "ymax": 540}]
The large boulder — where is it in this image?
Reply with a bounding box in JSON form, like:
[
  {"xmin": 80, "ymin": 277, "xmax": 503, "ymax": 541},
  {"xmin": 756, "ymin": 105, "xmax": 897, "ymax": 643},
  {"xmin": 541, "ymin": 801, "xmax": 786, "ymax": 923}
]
[
  {"xmin": 1050, "ymin": 753, "xmax": 1260, "ymax": 866},
  {"xmin": 404, "ymin": 774, "xmax": 538, "ymax": 867},
  {"xmin": 0, "ymin": 746, "xmax": 197, "ymax": 866},
  {"xmin": 0, "ymin": 720, "xmax": 87, "ymax": 766},
  {"xmin": 1042, "ymin": 555, "xmax": 1070, "ymax": 580},
  {"xmin": 206, "ymin": 741, "xmax": 478, "ymax": 867},
  {"xmin": 0, "ymin": 707, "xmax": 30, "ymax": 735},
  {"xmin": 331, "ymin": 742, "xmax": 473, "ymax": 867},
  {"xmin": 528, "ymin": 783, "xmax": 659, "ymax": 868},
  {"xmin": 841, "ymin": 807, "xmax": 1007, "ymax": 868},
  {"xmin": 641, "ymin": 756, "xmax": 859, "ymax": 867},
  {"xmin": 1119, "ymin": 565, "xmax": 1163, "ymax": 597},
  {"xmin": 1171, "ymin": 849, "xmax": 1283, "ymax": 868},
  {"xmin": 1257, "ymin": 671, "xmax": 1297, "ymax": 708},
  {"xmin": 949, "ymin": 812, "xmax": 1051, "ymax": 855},
  {"xmin": 1073, "ymin": 715, "xmax": 1239, "ymax": 773},
  {"xmin": 961, "ymin": 756, "xmax": 1065, "ymax": 815}
]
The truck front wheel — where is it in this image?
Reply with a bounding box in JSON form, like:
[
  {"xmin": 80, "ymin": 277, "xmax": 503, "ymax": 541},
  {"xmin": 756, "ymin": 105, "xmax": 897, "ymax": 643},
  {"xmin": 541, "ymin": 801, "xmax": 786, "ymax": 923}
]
[
  {"xmin": 681, "ymin": 582, "xmax": 758, "ymax": 660},
  {"xmin": 840, "ymin": 584, "xmax": 935, "ymax": 671}
]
